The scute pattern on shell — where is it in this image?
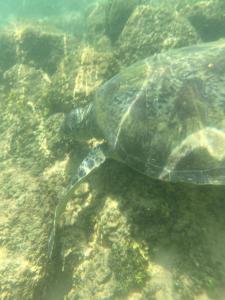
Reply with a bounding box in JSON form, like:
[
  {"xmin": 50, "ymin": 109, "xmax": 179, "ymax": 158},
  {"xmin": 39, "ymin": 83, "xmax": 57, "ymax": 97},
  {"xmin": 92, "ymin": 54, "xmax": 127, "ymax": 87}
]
[{"xmin": 94, "ymin": 40, "xmax": 225, "ymax": 184}]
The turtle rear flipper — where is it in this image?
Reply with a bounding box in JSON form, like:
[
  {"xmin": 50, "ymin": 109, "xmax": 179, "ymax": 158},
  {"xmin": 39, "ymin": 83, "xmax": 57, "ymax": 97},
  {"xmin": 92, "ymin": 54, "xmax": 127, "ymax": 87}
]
[{"xmin": 48, "ymin": 146, "xmax": 106, "ymax": 258}]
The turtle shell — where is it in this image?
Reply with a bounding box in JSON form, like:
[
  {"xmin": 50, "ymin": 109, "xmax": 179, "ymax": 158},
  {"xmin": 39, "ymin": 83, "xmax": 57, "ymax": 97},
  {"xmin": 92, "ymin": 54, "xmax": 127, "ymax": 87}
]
[{"xmin": 94, "ymin": 40, "xmax": 225, "ymax": 185}]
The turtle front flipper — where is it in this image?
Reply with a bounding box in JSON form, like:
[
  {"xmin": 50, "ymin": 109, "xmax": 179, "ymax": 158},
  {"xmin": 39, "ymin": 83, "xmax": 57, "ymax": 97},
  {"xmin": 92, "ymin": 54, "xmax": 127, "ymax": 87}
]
[{"xmin": 48, "ymin": 146, "xmax": 106, "ymax": 258}]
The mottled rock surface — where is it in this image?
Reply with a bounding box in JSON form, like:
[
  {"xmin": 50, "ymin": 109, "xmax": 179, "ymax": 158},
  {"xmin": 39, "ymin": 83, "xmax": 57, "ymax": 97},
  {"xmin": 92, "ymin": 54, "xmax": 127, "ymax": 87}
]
[
  {"xmin": 181, "ymin": 0, "xmax": 225, "ymax": 42},
  {"xmin": 117, "ymin": 5, "xmax": 200, "ymax": 65},
  {"xmin": 0, "ymin": 162, "xmax": 50, "ymax": 300}
]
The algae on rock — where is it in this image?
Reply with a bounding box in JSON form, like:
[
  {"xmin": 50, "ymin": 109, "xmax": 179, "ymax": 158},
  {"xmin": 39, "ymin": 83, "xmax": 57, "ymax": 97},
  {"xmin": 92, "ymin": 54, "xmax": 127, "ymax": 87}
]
[
  {"xmin": 0, "ymin": 24, "xmax": 75, "ymax": 299},
  {"xmin": 117, "ymin": 4, "xmax": 200, "ymax": 65},
  {"xmin": 181, "ymin": 0, "xmax": 225, "ymax": 42},
  {"xmin": 104, "ymin": 0, "xmax": 147, "ymax": 43}
]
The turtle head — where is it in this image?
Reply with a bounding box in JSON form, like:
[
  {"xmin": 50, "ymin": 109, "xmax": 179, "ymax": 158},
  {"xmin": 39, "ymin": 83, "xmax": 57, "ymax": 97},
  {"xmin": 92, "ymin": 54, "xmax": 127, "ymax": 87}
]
[
  {"xmin": 65, "ymin": 107, "xmax": 88, "ymax": 130},
  {"xmin": 63, "ymin": 104, "xmax": 93, "ymax": 140}
]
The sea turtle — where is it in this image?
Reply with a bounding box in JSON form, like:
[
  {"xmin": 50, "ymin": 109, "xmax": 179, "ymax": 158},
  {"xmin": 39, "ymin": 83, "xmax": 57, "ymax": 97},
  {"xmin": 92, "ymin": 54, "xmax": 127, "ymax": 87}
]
[{"xmin": 48, "ymin": 39, "xmax": 225, "ymax": 256}]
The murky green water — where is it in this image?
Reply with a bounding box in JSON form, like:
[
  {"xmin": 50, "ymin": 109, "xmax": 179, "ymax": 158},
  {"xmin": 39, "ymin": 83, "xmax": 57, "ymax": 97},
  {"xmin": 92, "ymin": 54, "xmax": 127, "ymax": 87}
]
[{"xmin": 0, "ymin": 1, "xmax": 225, "ymax": 300}]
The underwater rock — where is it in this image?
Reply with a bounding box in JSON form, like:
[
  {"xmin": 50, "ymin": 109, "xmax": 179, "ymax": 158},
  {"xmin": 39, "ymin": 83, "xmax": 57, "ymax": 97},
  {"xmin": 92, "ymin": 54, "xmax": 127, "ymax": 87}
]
[
  {"xmin": 13, "ymin": 25, "xmax": 65, "ymax": 74},
  {"xmin": 0, "ymin": 25, "xmax": 71, "ymax": 299},
  {"xmin": 85, "ymin": 2, "xmax": 107, "ymax": 45},
  {"xmin": 58, "ymin": 194, "xmax": 148, "ymax": 300},
  {"xmin": 46, "ymin": 44, "xmax": 119, "ymax": 111},
  {"xmin": 182, "ymin": 0, "xmax": 225, "ymax": 42},
  {"xmin": 72, "ymin": 45, "xmax": 118, "ymax": 98},
  {"xmin": 117, "ymin": 4, "xmax": 200, "ymax": 65},
  {"xmin": 86, "ymin": 0, "xmax": 146, "ymax": 45},
  {"xmin": 0, "ymin": 63, "xmax": 68, "ymax": 173},
  {"xmin": 50, "ymin": 159, "xmax": 225, "ymax": 300},
  {"xmin": 42, "ymin": 113, "xmax": 67, "ymax": 160},
  {"xmin": 0, "ymin": 162, "xmax": 51, "ymax": 300},
  {"xmin": 104, "ymin": 0, "xmax": 147, "ymax": 43},
  {"xmin": 0, "ymin": 31, "xmax": 16, "ymax": 80}
]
